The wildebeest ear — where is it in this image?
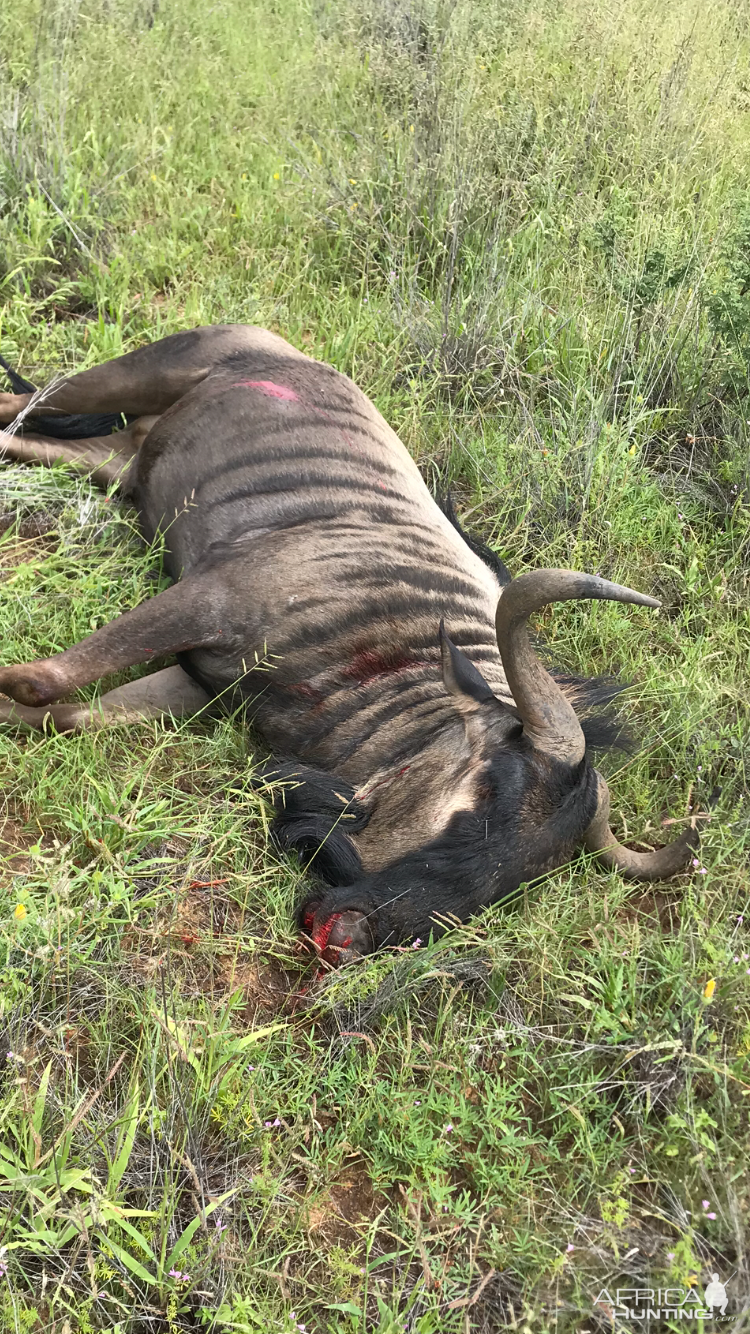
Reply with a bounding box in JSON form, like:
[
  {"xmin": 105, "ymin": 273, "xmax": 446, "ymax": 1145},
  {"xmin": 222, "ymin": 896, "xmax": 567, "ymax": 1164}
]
[{"xmin": 439, "ymin": 620, "xmax": 496, "ymax": 709}]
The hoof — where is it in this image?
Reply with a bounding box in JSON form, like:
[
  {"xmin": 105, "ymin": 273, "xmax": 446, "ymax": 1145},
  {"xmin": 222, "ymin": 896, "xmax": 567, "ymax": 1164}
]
[{"xmin": 0, "ymin": 662, "xmax": 62, "ymax": 708}]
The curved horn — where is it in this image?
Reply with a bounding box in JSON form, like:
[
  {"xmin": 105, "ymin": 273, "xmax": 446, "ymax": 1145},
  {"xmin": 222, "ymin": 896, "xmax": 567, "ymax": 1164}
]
[
  {"xmin": 494, "ymin": 569, "xmax": 659, "ymax": 765},
  {"xmin": 584, "ymin": 770, "xmax": 698, "ymax": 880}
]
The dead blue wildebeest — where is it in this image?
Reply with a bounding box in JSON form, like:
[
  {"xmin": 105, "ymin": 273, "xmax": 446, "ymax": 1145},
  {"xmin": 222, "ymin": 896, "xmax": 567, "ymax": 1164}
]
[{"xmin": 0, "ymin": 325, "xmax": 698, "ymax": 963}]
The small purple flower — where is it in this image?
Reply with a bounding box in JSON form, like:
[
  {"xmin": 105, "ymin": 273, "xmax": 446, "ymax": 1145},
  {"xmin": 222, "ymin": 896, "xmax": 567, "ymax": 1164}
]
[
  {"xmin": 738, "ymin": 915, "xmax": 744, "ymax": 924},
  {"xmin": 412, "ymin": 937, "xmax": 422, "ymax": 949},
  {"xmin": 702, "ymin": 1199, "xmax": 710, "ymax": 1210},
  {"xmin": 445, "ymin": 1123, "xmax": 453, "ymax": 1133},
  {"xmin": 707, "ymin": 1212, "xmax": 716, "ymax": 1220},
  {"xmin": 414, "ymin": 1099, "xmax": 421, "ymax": 1105},
  {"xmin": 566, "ymin": 1243, "xmax": 575, "ymax": 1253},
  {"xmin": 169, "ymin": 1268, "xmax": 182, "ymax": 1279},
  {"xmin": 692, "ymin": 858, "xmax": 700, "ymax": 868},
  {"xmin": 628, "ymin": 1166, "xmax": 636, "ymax": 1174},
  {"xmin": 214, "ymin": 1214, "xmax": 228, "ymax": 1234},
  {"xmin": 743, "ymin": 953, "xmax": 749, "ymax": 960},
  {"xmin": 734, "ymin": 956, "xmax": 740, "ymax": 963},
  {"xmin": 667, "ymin": 1252, "xmax": 675, "ymax": 1260}
]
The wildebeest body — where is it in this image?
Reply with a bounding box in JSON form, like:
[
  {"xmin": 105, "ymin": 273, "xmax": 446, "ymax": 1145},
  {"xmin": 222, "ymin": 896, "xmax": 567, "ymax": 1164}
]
[
  {"xmin": 0, "ymin": 324, "xmax": 697, "ymax": 963},
  {"xmin": 133, "ymin": 332, "xmax": 509, "ymax": 780}
]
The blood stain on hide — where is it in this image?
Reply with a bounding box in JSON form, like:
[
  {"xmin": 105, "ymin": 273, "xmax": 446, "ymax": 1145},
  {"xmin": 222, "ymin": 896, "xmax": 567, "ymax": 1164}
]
[
  {"xmin": 342, "ymin": 648, "xmax": 430, "ymax": 685},
  {"xmin": 290, "ymin": 680, "xmax": 325, "ymax": 706}
]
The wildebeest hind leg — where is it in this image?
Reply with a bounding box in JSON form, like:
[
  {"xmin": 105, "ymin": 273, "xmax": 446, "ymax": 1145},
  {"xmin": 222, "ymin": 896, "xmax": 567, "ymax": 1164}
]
[
  {"xmin": 0, "ymin": 325, "xmax": 260, "ymax": 423},
  {"xmin": 0, "ymin": 665, "xmax": 212, "ymax": 732},
  {"xmin": 0, "ymin": 417, "xmax": 159, "ymax": 490},
  {"xmin": 0, "ymin": 573, "xmax": 228, "ymax": 707}
]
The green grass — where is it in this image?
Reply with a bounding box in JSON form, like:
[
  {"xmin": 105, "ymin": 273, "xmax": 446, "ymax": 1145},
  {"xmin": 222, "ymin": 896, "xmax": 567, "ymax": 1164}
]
[{"xmin": 1, "ymin": 0, "xmax": 750, "ymax": 1329}]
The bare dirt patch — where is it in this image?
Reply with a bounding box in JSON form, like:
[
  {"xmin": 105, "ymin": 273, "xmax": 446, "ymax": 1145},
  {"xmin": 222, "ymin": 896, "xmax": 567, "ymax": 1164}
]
[
  {"xmin": 0, "ymin": 816, "xmax": 36, "ymax": 884},
  {"xmin": 216, "ymin": 954, "xmax": 296, "ymax": 1020},
  {"xmin": 618, "ymin": 887, "xmax": 682, "ymax": 932},
  {"xmin": 121, "ymin": 883, "xmax": 298, "ymax": 1010},
  {"xmin": 0, "ymin": 512, "xmax": 57, "ymax": 573},
  {"xmin": 306, "ymin": 1162, "xmax": 383, "ymax": 1244}
]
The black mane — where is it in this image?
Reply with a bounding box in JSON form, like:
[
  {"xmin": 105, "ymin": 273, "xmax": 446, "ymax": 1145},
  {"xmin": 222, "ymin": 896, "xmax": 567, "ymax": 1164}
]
[{"xmin": 439, "ymin": 492, "xmax": 512, "ymax": 588}]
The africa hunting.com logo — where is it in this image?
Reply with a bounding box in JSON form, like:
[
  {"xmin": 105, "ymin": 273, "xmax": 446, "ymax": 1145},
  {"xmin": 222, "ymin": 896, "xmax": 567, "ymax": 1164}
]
[{"xmin": 594, "ymin": 1272, "xmax": 742, "ymax": 1321}]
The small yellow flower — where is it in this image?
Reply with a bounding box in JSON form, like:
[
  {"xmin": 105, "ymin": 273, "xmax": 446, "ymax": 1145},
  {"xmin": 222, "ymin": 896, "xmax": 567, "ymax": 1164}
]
[
  {"xmin": 151, "ymin": 173, "xmax": 157, "ymax": 182},
  {"xmin": 13, "ymin": 903, "xmax": 27, "ymax": 921},
  {"xmin": 350, "ymin": 202, "xmax": 358, "ymax": 210},
  {"xmin": 273, "ymin": 172, "xmax": 280, "ymax": 180},
  {"xmin": 628, "ymin": 444, "xmax": 637, "ymax": 456},
  {"xmin": 409, "ymin": 124, "xmax": 415, "ymax": 133},
  {"xmin": 703, "ymin": 978, "xmax": 716, "ymax": 1001},
  {"xmin": 349, "ymin": 177, "xmax": 357, "ymax": 184},
  {"xmin": 241, "ymin": 173, "xmax": 247, "ymax": 180}
]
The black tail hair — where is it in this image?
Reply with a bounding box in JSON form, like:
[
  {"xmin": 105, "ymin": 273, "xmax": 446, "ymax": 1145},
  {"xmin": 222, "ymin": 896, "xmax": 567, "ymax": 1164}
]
[
  {"xmin": 255, "ymin": 759, "xmax": 370, "ymax": 886},
  {"xmin": 439, "ymin": 491, "xmax": 512, "ymax": 588},
  {"xmin": 0, "ymin": 353, "xmax": 133, "ymax": 441}
]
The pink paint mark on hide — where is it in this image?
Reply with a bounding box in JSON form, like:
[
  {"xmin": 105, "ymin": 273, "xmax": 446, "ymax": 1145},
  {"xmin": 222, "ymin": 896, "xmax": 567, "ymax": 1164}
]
[
  {"xmin": 231, "ymin": 379, "xmax": 301, "ymax": 401},
  {"xmin": 231, "ymin": 377, "xmax": 358, "ymax": 451}
]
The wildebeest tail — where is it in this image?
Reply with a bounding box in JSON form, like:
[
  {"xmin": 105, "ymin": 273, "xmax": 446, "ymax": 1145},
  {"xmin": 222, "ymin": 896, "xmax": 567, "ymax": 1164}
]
[{"xmin": 0, "ymin": 353, "xmax": 133, "ymax": 440}]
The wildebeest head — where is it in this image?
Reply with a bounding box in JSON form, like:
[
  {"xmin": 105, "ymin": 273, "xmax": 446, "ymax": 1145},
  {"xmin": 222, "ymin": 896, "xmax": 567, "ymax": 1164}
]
[{"xmin": 278, "ymin": 570, "xmax": 697, "ymax": 965}]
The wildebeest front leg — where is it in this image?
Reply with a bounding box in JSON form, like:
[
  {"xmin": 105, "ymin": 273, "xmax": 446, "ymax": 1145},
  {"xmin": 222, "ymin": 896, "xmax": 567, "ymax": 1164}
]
[
  {"xmin": 0, "ymin": 665, "xmax": 212, "ymax": 732},
  {"xmin": 0, "ymin": 576, "xmax": 227, "ymax": 707}
]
